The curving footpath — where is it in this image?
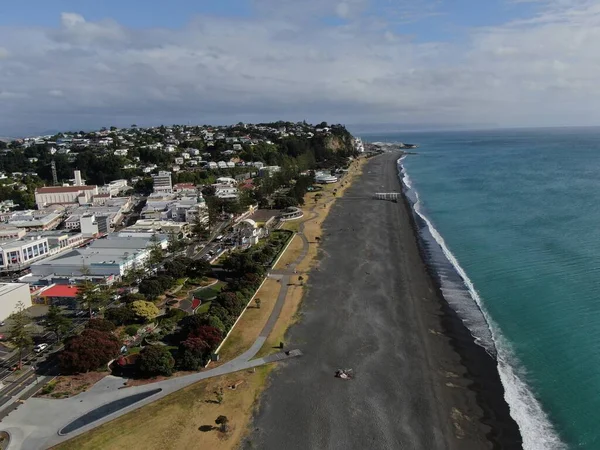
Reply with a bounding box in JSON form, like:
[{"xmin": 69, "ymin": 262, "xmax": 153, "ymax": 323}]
[{"xmin": 0, "ymin": 208, "xmax": 323, "ymax": 449}]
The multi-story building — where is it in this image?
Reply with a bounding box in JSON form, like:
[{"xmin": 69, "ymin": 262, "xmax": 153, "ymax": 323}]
[
  {"xmin": 30, "ymin": 233, "xmax": 168, "ymax": 278},
  {"xmin": 0, "ymin": 236, "xmax": 50, "ymax": 271},
  {"xmin": 34, "ymin": 185, "xmax": 98, "ymax": 209},
  {"xmin": 7, "ymin": 211, "xmax": 63, "ymax": 231},
  {"xmin": 152, "ymin": 171, "xmax": 173, "ymax": 193}
]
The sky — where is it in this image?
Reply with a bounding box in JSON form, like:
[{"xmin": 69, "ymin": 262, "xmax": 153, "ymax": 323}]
[{"xmin": 1, "ymin": 0, "xmax": 600, "ymax": 135}]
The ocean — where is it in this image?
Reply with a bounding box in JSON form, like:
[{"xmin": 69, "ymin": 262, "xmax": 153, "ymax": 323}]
[{"xmin": 361, "ymin": 128, "xmax": 600, "ymax": 450}]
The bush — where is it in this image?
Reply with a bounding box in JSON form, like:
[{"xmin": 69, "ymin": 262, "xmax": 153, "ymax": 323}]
[
  {"xmin": 121, "ymin": 292, "xmax": 146, "ymax": 304},
  {"xmin": 137, "ymin": 345, "xmax": 175, "ymax": 377},
  {"xmin": 60, "ymin": 329, "xmax": 121, "ymax": 374},
  {"xmin": 130, "ymin": 300, "xmax": 160, "ymax": 323},
  {"xmin": 178, "ymin": 348, "xmax": 202, "ymax": 371},
  {"xmin": 86, "ymin": 318, "xmax": 116, "ymax": 333},
  {"xmin": 105, "ymin": 306, "xmax": 136, "ymax": 326},
  {"xmin": 125, "ymin": 324, "xmax": 140, "ymax": 336}
]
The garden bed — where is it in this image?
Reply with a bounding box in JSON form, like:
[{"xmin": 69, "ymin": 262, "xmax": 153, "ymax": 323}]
[{"xmin": 36, "ymin": 372, "xmax": 107, "ymax": 399}]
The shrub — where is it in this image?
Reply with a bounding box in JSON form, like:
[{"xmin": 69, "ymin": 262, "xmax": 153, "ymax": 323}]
[
  {"xmin": 137, "ymin": 345, "xmax": 175, "ymax": 377},
  {"xmin": 125, "ymin": 324, "xmax": 140, "ymax": 336},
  {"xmin": 130, "ymin": 300, "xmax": 159, "ymax": 323},
  {"xmin": 60, "ymin": 329, "xmax": 120, "ymax": 374},
  {"xmin": 86, "ymin": 318, "xmax": 116, "ymax": 333}
]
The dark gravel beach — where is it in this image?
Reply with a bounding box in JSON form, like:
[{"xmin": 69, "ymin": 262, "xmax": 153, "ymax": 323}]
[{"xmin": 244, "ymin": 152, "xmax": 522, "ymax": 450}]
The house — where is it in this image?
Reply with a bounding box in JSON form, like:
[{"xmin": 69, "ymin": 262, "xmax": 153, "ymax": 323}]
[
  {"xmin": 114, "ymin": 149, "xmax": 128, "ymax": 156},
  {"xmin": 174, "ymin": 157, "xmax": 184, "ymax": 165},
  {"xmin": 181, "ymin": 152, "xmax": 191, "ymax": 160}
]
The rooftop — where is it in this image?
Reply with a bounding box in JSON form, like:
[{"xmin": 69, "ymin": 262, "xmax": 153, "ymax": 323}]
[
  {"xmin": 0, "ymin": 282, "xmax": 28, "ymax": 297},
  {"xmin": 40, "ymin": 285, "xmax": 79, "ymax": 298},
  {"xmin": 36, "ymin": 186, "xmax": 97, "ymax": 194}
]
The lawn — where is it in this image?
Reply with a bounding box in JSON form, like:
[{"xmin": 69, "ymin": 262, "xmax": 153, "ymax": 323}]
[
  {"xmin": 53, "ymin": 366, "xmax": 273, "ymax": 450},
  {"xmin": 273, "ymin": 234, "xmax": 303, "ymax": 270},
  {"xmin": 194, "ymin": 301, "xmax": 212, "ymax": 315},
  {"xmin": 216, "ymin": 278, "xmax": 281, "ymax": 362},
  {"xmin": 194, "ymin": 282, "xmax": 225, "ymax": 301}
]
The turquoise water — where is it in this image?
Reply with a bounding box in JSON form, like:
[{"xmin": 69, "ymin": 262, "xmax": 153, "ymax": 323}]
[{"xmin": 363, "ymin": 128, "xmax": 600, "ymax": 450}]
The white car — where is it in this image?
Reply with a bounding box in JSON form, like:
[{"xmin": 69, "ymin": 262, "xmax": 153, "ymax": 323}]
[{"xmin": 33, "ymin": 343, "xmax": 48, "ymax": 353}]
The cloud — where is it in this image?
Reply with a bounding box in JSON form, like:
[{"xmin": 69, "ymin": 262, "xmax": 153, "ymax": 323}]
[{"xmin": 1, "ymin": 2, "xmax": 600, "ymax": 135}]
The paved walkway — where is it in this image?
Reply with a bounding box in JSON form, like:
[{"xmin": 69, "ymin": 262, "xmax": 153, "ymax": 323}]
[{"xmin": 0, "ymin": 205, "xmax": 321, "ymax": 450}]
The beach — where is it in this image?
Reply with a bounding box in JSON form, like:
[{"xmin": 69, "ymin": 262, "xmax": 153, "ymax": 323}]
[{"xmin": 243, "ymin": 152, "xmax": 522, "ymax": 449}]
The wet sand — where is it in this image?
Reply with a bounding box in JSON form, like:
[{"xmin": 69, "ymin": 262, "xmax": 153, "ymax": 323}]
[{"xmin": 244, "ymin": 152, "xmax": 522, "ymax": 450}]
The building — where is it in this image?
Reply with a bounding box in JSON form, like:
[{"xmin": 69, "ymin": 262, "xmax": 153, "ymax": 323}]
[
  {"xmin": 7, "ymin": 211, "xmax": 63, "ymax": 231},
  {"xmin": 37, "ymin": 285, "xmax": 79, "ymax": 307},
  {"xmin": 0, "ymin": 283, "xmax": 32, "ymax": 321},
  {"xmin": 152, "ymin": 171, "xmax": 173, "ymax": 193},
  {"xmin": 125, "ymin": 220, "xmax": 190, "ymax": 236},
  {"xmin": 0, "ymin": 237, "xmax": 50, "ymax": 271},
  {"xmin": 30, "ymin": 233, "xmax": 168, "ymax": 279},
  {"xmin": 315, "ymin": 172, "xmax": 338, "ymax": 184},
  {"xmin": 213, "ymin": 184, "xmax": 238, "ymax": 200},
  {"xmin": 98, "ymin": 179, "xmax": 129, "ymax": 196},
  {"xmin": 35, "ymin": 185, "xmax": 98, "ymax": 209},
  {"xmin": 0, "ymin": 228, "xmax": 26, "ymax": 241},
  {"xmin": 173, "ymin": 183, "xmax": 197, "ymax": 195}
]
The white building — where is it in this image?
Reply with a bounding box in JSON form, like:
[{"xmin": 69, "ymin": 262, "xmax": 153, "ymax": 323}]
[
  {"xmin": 7, "ymin": 211, "xmax": 63, "ymax": 231},
  {"xmin": 30, "ymin": 233, "xmax": 168, "ymax": 278},
  {"xmin": 0, "ymin": 283, "xmax": 32, "ymax": 321},
  {"xmin": 0, "ymin": 237, "xmax": 50, "ymax": 271},
  {"xmin": 99, "ymin": 179, "xmax": 129, "ymax": 196},
  {"xmin": 214, "ymin": 184, "xmax": 238, "ymax": 200},
  {"xmin": 152, "ymin": 171, "xmax": 173, "ymax": 193},
  {"xmin": 35, "ymin": 185, "xmax": 98, "ymax": 209},
  {"xmin": 315, "ymin": 172, "xmax": 338, "ymax": 184},
  {"xmin": 216, "ymin": 177, "xmax": 237, "ymax": 186}
]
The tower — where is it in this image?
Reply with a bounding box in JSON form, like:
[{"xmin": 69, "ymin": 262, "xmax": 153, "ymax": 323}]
[
  {"xmin": 74, "ymin": 170, "xmax": 83, "ymax": 186},
  {"xmin": 51, "ymin": 160, "xmax": 58, "ymax": 186}
]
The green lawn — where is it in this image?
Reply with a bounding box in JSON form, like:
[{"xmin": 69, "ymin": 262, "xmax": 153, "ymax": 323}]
[
  {"xmin": 194, "ymin": 301, "xmax": 212, "ymax": 315},
  {"xmin": 193, "ymin": 281, "xmax": 225, "ymax": 301}
]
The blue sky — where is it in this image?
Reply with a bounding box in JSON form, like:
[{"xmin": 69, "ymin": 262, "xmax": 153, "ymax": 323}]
[{"xmin": 1, "ymin": 0, "xmax": 599, "ymax": 135}]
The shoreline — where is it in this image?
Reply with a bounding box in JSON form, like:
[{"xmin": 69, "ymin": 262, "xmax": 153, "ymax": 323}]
[
  {"xmin": 397, "ymin": 155, "xmax": 523, "ymax": 448},
  {"xmin": 244, "ymin": 151, "xmax": 522, "ymax": 449}
]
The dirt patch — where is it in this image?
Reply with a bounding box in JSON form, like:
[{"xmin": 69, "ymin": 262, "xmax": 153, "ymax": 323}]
[
  {"xmin": 36, "ymin": 372, "xmax": 107, "ymax": 399},
  {"xmin": 52, "ymin": 366, "xmax": 273, "ymax": 450}
]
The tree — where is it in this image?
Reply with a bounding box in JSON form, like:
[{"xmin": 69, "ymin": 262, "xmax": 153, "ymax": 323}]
[
  {"xmin": 215, "ymin": 387, "xmax": 224, "ymax": 404},
  {"xmin": 60, "ymin": 329, "xmax": 121, "ymax": 373},
  {"xmin": 130, "ymin": 300, "xmax": 159, "ymax": 323},
  {"xmin": 105, "ymin": 306, "xmax": 136, "ymax": 326},
  {"xmin": 76, "ymin": 280, "xmax": 111, "ymax": 318},
  {"xmin": 138, "ymin": 279, "xmax": 163, "ymax": 299},
  {"xmin": 137, "ymin": 345, "xmax": 175, "ymax": 377},
  {"xmin": 45, "ymin": 305, "xmax": 71, "ymax": 342},
  {"xmin": 7, "ymin": 301, "xmax": 33, "ymax": 367},
  {"xmin": 86, "ymin": 318, "xmax": 116, "ymax": 333},
  {"xmin": 189, "ymin": 325, "xmax": 222, "ymax": 350},
  {"xmin": 255, "ymin": 298, "xmax": 261, "ymax": 309},
  {"xmin": 215, "ymin": 415, "xmax": 229, "ymax": 432}
]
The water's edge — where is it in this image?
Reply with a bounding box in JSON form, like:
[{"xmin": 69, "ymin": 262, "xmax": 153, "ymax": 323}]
[{"xmin": 396, "ymin": 154, "xmax": 566, "ymax": 450}]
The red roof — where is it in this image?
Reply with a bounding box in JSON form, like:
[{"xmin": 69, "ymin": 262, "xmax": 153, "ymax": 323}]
[
  {"xmin": 174, "ymin": 183, "xmax": 196, "ymax": 189},
  {"xmin": 36, "ymin": 185, "xmax": 96, "ymax": 194},
  {"xmin": 40, "ymin": 285, "xmax": 79, "ymax": 298}
]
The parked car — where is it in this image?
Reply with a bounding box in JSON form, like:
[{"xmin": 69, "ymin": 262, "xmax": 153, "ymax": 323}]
[
  {"xmin": 33, "ymin": 343, "xmax": 48, "ymax": 353},
  {"xmin": 0, "ymin": 321, "xmax": 5, "ymax": 326}
]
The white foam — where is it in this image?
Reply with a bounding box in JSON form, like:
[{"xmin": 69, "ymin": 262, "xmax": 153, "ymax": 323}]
[{"xmin": 396, "ymin": 156, "xmax": 566, "ymax": 450}]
